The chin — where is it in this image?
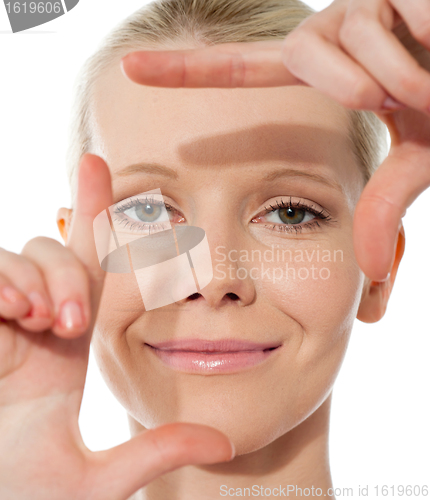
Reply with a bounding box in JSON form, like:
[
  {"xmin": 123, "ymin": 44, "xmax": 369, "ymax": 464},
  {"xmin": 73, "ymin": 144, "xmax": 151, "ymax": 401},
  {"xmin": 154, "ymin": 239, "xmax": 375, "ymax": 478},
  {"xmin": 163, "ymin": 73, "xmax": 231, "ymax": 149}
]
[{"xmin": 130, "ymin": 385, "xmax": 304, "ymax": 456}]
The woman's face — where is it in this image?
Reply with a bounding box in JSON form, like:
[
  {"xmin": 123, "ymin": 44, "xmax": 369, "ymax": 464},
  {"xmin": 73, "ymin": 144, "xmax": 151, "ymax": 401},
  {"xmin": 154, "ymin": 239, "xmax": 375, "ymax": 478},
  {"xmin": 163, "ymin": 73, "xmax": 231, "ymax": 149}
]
[{"xmin": 86, "ymin": 51, "xmax": 368, "ymax": 455}]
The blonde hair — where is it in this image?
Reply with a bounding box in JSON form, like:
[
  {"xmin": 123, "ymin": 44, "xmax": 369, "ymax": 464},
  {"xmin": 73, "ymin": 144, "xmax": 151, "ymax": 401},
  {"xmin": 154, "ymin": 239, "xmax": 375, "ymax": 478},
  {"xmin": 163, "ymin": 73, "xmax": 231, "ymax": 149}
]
[{"xmin": 66, "ymin": 0, "xmax": 388, "ymax": 208}]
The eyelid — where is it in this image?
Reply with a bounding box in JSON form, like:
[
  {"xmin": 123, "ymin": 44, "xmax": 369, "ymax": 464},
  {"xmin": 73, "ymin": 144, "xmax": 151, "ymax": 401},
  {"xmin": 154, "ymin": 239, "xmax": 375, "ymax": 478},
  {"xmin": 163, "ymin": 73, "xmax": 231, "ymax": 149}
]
[
  {"xmin": 113, "ymin": 194, "xmax": 333, "ymax": 236},
  {"xmin": 255, "ymin": 196, "xmax": 330, "ymax": 219},
  {"xmin": 251, "ymin": 195, "xmax": 334, "ymax": 234},
  {"xmin": 113, "ymin": 194, "xmax": 185, "ymax": 233},
  {"xmin": 114, "ymin": 194, "xmax": 169, "ymax": 213}
]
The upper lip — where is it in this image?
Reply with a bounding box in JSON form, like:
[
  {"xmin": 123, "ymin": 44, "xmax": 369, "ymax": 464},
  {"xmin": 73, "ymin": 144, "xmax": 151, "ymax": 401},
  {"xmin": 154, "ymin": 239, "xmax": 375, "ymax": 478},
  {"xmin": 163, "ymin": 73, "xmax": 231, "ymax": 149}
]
[{"xmin": 145, "ymin": 339, "xmax": 282, "ymax": 352}]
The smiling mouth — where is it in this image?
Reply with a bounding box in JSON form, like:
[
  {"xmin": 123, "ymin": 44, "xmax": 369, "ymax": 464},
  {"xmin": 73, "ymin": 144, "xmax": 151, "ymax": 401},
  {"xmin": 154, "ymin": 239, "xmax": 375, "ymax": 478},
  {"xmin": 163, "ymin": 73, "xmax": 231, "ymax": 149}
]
[{"xmin": 144, "ymin": 339, "xmax": 282, "ymax": 374}]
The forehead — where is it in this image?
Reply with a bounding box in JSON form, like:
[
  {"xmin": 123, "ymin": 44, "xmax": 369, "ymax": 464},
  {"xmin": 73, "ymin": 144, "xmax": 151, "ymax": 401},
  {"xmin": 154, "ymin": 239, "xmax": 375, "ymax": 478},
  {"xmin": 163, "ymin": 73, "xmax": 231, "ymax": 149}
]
[{"xmin": 90, "ymin": 55, "xmax": 362, "ymax": 195}]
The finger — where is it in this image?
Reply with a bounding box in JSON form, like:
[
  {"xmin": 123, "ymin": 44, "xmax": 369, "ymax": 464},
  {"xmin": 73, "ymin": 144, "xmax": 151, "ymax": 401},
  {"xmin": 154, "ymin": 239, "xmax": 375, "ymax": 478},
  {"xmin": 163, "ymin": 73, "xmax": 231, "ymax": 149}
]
[
  {"xmin": 353, "ymin": 142, "xmax": 430, "ymax": 281},
  {"xmin": 21, "ymin": 237, "xmax": 91, "ymax": 339},
  {"xmin": 281, "ymin": 27, "xmax": 389, "ymax": 110},
  {"xmin": 391, "ymin": 0, "xmax": 430, "ymax": 50},
  {"xmin": 0, "ymin": 272, "xmax": 31, "ymax": 320},
  {"xmin": 0, "ymin": 248, "xmax": 54, "ymax": 332},
  {"xmin": 281, "ymin": 0, "xmax": 398, "ymax": 111},
  {"xmin": 86, "ymin": 423, "xmax": 234, "ymax": 500},
  {"xmin": 121, "ymin": 40, "xmax": 304, "ymax": 88},
  {"xmin": 66, "ymin": 154, "xmax": 113, "ymax": 331},
  {"xmin": 339, "ymin": 0, "xmax": 430, "ymax": 112}
]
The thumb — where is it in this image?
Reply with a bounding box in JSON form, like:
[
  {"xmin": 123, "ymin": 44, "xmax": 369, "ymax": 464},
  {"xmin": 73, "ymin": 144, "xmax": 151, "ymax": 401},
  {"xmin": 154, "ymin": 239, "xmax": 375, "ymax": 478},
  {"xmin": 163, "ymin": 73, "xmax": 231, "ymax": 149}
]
[
  {"xmin": 353, "ymin": 143, "xmax": 430, "ymax": 281},
  {"xmin": 85, "ymin": 423, "xmax": 235, "ymax": 500}
]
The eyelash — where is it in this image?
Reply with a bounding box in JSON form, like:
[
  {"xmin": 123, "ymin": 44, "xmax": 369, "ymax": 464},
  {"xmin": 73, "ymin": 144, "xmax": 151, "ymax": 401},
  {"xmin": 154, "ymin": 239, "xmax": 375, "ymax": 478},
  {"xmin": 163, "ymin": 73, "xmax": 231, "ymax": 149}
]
[
  {"xmin": 113, "ymin": 195, "xmax": 179, "ymax": 233},
  {"xmin": 113, "ymin": 195, "xmax": 334, "ymax": 234},
  {"xmin": 254, "ymin": 196, "xmax": 334, "ymax": 234}
]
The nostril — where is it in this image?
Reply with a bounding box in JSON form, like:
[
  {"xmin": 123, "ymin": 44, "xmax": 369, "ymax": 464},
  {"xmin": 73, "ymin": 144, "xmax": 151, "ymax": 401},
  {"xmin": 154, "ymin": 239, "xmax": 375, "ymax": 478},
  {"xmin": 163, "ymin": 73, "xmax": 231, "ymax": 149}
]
[
  {"xmin": 187, "ymin": 292, "xmax": 239, "ymax": 302},
  {"xmin": 188, "ymin": 293, "xmax": 201, "ymax": 300},
  {"xmin": 226, "ymin": 292, "xmax": 239, "ymax": 301}
]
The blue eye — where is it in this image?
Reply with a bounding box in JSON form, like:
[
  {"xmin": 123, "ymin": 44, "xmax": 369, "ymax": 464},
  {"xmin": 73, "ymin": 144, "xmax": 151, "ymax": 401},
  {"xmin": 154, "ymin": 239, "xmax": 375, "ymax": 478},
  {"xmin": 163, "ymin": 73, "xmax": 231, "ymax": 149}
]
[
  {"xmin": 112, "ymin": 196, "xmax": 179, "ymax": 234},
  {"xmin": 123, "ymin": 200, "xmax": 168, "ymax": 224}
]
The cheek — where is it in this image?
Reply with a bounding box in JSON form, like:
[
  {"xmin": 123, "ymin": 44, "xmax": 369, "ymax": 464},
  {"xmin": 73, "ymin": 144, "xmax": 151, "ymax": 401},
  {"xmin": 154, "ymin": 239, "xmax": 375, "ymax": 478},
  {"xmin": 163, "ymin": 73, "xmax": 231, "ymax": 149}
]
[
  {"xmin": 91, "ymin": 271, "xmax": 143, "ymax": 395},
  {"xmin": 98, "ymin": 271, "xmax": 143, "ymax": 318},
  {"xmin": 259, "ymin": 237, "xmax": 364, "ymax": 348},
  {"xmin": 90, "ymin": 234, "xmax": 365, "ymax": 456},
  {"xmin": 260, "ymin": 242, "xmax": 363, "ymax": 334},
  {"xmin": 256, "ymin": 238, "xmax": 364, "ymax": 410}
]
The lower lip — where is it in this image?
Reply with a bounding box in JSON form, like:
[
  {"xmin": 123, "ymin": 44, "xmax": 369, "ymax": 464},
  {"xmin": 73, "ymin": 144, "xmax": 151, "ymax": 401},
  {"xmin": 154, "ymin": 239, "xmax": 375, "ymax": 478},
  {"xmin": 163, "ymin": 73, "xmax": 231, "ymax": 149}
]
[{"xmin": 146, "ymin": 345, "xmax": 280, "ymax": 374}]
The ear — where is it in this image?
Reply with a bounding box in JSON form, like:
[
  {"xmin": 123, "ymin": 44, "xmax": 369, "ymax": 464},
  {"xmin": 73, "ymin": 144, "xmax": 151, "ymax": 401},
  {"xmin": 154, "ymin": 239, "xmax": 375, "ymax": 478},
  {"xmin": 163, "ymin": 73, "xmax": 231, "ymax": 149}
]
[
  {"xmin": 356, "ymin": 223, "xmax": 405, "ymax": 323},
  {"xmin": 57, "ymin": 207, "xmax": 74, "ymax": 244}
]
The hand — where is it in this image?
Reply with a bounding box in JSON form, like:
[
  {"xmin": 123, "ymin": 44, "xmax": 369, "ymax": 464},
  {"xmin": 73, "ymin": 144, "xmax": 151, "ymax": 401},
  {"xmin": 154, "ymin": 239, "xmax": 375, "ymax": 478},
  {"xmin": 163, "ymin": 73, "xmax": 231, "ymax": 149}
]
[
  {"xmin": 120, "ymin": 0, "xmax": 430, "ymax": 281},
  {"xmin": 0, "ymin": 154, "xmax": 234, "ymax": 500}
]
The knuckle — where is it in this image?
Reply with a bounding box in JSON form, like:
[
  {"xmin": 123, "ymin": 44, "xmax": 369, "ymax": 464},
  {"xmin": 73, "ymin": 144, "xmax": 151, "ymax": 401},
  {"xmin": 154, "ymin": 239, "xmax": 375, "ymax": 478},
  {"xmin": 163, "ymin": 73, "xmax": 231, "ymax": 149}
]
[
  {"xmin": 43, "ymin": 253, "xmax": 90, "ymax": 293},
  {"xmin": 341, "ymin": 77, "xmax": 372, "ymax": 108},
  {"xmin": 22, "ymin": 237, "xmax": 83, "ymax": 268},
  {"xmin": 282, "ymin": 29, "xmax": 311, "ymax": 74},
  {"xmin": 398, "ymin": 67, "xmax": 423, "ymax": 95},
  {"xmin": 408, "ymin": 17, "xmax": 430, "ymax": 46},
  {"xmin": 0, "ymin": 247, "xmax": 16, "ymax": 266},
  {"xmin": 229, "ymin": 52, "xmax": 246, "ymax": 88},
  {"xmin": 21, "ymin": 236, "xmax": 60, "ymax": 255},
  {"xmin": 49, "ymin": 264, "xmax": 90, "ymax": 292},
  {"xmin": 0, "ymin": 250, "xmax": 36, "ymax": 279},
  {"xmin": 339, "ymin": 10, "xmax": 372, "ymax": 49},
  {"xmin": 145, "ymin": 429, "xmax": 170, "ymax": 465},
  {"xmin": 53, "ymin": 244, "xmax": 82, "ymax": 267}
]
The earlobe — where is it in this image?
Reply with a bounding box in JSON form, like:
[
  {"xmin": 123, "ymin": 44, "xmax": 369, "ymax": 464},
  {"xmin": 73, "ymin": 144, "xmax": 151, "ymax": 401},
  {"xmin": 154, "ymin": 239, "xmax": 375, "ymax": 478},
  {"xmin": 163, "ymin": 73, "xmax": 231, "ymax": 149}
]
[
  {"xmin": 57, "ymin": 207, "xmax": 73, "ymax": 244},
  {"xmin": 356, "ymin": 224, "xmax": 406, "ymax": 324}
]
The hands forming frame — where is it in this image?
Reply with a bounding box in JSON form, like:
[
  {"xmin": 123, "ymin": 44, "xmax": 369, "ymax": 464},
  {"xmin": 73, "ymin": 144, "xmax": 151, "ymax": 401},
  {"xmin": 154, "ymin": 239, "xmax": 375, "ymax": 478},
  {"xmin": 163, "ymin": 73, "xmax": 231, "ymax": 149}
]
[
  {"xmin": 1, "ymin": 1, "xmax": 430, "ymax": 498},
  {"xmin": 121, "ymin": 0, "xmax": 430, "ymax": 283}
]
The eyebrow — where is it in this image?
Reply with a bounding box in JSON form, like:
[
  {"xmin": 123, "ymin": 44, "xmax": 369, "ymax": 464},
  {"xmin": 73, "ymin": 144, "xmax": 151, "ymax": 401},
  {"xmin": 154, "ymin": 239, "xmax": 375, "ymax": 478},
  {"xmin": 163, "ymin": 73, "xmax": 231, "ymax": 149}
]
[
  {"xmin": 113, "ymin": 162, "xmax": 179, "ymax": 180},
  {"xmin": 113, "ymin": 162, "xmax": 342, "ymax": 192},
  {"xmin": 263, "ymin": 167, "xmax": 343, "ymax": 192}
]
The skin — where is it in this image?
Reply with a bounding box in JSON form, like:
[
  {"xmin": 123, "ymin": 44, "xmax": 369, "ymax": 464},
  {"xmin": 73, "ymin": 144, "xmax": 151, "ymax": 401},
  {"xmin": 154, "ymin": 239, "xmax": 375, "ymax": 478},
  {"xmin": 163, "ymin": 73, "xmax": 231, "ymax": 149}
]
[
  {"xmin": 1, "ymin": 1, "xmax": 424, "ymax": 496},
  {"xmin": 55, "ymin": 44, "xmax": 405, "ymax": 499},
  {"xmin": 0, "ymin": 152, "xmax": 234, "ymax": 500},
  {"xmin": 120, "ymin": 0, "xmax": 430, "ymax": 285}
]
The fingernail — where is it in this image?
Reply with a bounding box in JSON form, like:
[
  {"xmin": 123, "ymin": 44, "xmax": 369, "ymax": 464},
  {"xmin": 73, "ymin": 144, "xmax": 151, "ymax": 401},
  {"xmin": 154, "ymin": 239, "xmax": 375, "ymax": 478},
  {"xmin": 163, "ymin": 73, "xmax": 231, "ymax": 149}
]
[
  {"xmin": 229, "ymin": 441, "xmax": 236, "ymax": 461},
  {"xmin": 28, "ymin": 291, "xmax": 51, "ymax": 318},
  {"xmin": 380, "ymin": 272, "xmax": 391, "ymax": 283},
  {"xmin": 382, "ymin": 96, "xmax": 407, "ymax": 110},
  {"xmin": 1, "ymin": 286, "xmax": 26, "ymax": 304},
  {"xmin": 59, "ymin": 301, "xmax": 84, "ymax": 330}
]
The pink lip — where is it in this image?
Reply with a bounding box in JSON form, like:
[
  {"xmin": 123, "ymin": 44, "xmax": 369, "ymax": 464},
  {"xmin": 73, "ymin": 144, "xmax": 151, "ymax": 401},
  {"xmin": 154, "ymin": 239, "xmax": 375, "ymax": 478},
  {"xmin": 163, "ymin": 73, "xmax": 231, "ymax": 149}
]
[{"xmin": 145, "ymin": 338, "xmax": 282, "ymax": 374}]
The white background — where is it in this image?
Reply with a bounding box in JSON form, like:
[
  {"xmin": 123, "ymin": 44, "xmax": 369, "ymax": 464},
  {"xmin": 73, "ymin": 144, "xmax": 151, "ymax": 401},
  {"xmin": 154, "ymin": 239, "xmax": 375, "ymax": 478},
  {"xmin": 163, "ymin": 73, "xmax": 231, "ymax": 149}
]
[{"xmin": 0, "ymin": 1, "xmax": 428, "ymax": 497}]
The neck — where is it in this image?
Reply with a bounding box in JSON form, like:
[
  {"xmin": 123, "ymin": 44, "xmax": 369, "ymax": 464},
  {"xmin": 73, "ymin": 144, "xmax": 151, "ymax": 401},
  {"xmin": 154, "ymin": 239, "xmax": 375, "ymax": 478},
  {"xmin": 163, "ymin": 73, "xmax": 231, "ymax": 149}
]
[{"xmin": 128, "ymin": 394, "xmax": 334, "ymax": 500}]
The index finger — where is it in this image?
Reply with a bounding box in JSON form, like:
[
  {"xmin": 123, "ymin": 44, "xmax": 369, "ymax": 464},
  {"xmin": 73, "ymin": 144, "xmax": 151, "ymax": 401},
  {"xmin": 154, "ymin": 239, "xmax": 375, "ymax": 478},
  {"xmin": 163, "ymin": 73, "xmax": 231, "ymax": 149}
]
[
  {"xmin": 66, "ymin": 154, "xmax": 113, "ymax": 314},
  {"xmin": 120, "ymin": 40, "xmax": 304, "ymax": 88}
]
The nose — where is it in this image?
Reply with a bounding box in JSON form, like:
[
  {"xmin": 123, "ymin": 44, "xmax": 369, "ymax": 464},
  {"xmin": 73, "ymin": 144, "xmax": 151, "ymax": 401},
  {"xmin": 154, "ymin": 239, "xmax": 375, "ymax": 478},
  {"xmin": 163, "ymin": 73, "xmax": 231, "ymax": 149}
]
[
  {"xmin": 178, "ymin": 269, "xmax": 256, "ymax": 309},
  {"xmin": 175, "ymin": 232, "xmax": 257, "ymax": 310},
  {"xmin": 172, "ymin": 186, "xmax": 259, "ymax": 309}
]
